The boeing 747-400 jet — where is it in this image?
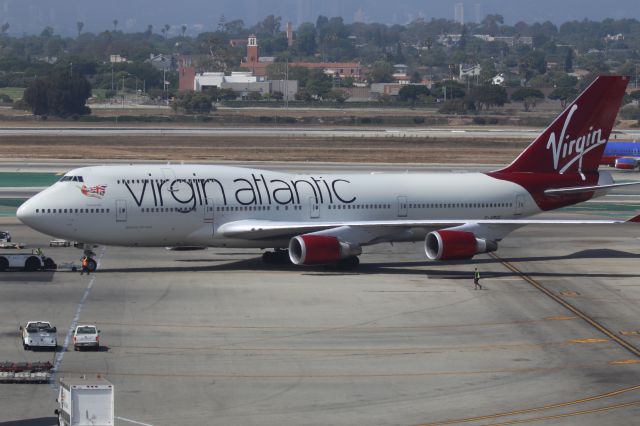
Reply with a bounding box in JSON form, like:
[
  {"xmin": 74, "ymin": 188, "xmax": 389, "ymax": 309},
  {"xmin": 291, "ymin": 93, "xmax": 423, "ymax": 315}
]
[{"xmin": 15, "ymin": 76, "xmax": 640, "ymax": 271}]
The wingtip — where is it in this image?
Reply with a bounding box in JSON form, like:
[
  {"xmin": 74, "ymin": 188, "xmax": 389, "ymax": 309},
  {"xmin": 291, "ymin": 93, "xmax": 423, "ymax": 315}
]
[{"xmin": 627, "ymin": 214, "xmax": 640, "ymax": 223}]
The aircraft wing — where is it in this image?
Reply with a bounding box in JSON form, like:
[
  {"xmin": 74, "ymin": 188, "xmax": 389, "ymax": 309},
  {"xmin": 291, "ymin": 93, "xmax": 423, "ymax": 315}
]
[{"xmin": 219, "ymin": 216, "xmax": 640, "ymax": 241}]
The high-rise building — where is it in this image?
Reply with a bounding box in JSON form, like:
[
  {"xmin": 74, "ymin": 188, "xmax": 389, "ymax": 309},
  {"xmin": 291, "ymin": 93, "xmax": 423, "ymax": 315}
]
[
  {"xmin": 474, "ymin": 3, "xmax": 483, "ymax": 23},
  {"xmin": 454, "ymin": 3, "xmax": 464, "ymax": 25}
]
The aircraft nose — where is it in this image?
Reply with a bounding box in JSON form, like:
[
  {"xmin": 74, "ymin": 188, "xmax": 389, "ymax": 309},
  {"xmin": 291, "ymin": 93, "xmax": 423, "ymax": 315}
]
[{"xmin": 16, "ymin": 199, "xmax": 33, "ymax": 225}]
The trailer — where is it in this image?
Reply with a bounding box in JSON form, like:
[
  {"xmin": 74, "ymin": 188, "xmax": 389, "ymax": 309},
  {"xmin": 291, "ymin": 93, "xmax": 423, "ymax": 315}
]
[
  {"xmin": 55, "ymin": 377, "xmax": 114, "ymax": 426},
  {"xmin": 0, "ymin": 253, "xmax": 56, "ymax": 271},
  {"xmin": 0, "ymin": 361, "xmax": 53, "ymax": 384}
]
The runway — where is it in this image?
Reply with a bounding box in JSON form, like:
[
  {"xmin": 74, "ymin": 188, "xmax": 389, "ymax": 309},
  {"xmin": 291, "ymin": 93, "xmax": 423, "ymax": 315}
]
[
  {"xmin": 0, "ymin": 126, "xmax": 638, "ymax": 141},
  {"xmin": 1, "ymin": 217, "xmax": 640, "ymax": 425},
  {"xmin": 0, "ymin": 160, "xmax": 640, "ymax": 424},
  {"xmin": 0, "ymin": 126, "xmax": 542, "ymax": 139}
]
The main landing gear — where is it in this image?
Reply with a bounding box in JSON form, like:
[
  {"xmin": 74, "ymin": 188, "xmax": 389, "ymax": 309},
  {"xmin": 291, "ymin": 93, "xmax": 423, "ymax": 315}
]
[
  {"xmin": 261, "ymin": 250, "xmax": 360, "ymax": 269},
  {"xmin": 333, "ymin": 256, "xmax": 360, "ymax": 270},
  {"xmin": 262, "ymin": 250, "xmax": 291, "ymax": 264}
]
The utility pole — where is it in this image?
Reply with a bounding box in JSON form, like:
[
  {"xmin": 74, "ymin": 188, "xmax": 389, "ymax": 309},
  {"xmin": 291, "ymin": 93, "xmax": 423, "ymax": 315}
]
[
  {"xmin": 111, "ymin": 64, "xmax": 114, "ymax": 91},
  {"xmin": 285, "ymin": 59, "xmax": 289, "ymax": 109}
]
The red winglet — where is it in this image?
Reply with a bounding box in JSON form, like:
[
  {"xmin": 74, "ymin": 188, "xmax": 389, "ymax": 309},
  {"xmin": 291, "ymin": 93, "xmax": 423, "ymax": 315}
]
[{"xmin": 627, "ymin": 214, "xmax": 640, "ymax": 223}]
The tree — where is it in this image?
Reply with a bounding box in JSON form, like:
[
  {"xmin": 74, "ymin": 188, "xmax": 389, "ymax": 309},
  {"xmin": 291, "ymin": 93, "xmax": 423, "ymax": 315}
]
[
  {"xmin": 287, "ymin": 66, "xmax": 310, "ymax": 87},
  {"xmin": 564, "ymin": 49, "xmax": 574, "ymax": 73},
  {"xmin": 23, "ymin": 79, "xmax": 48, "ymax": 115},
  {"xmin": 398, "ymin": 85, "xmax": 431, "ymax": 105},
  {"xmin": 172, "ymin": 91, "xmax": 214, "ymax": 113},
  {"xmin": 164, "ymin": 24, "xmax": 171, "ymax": 39},
  {"xmin": 294, "ymin": 23, "xmax": 317, "ymax": 57},
  {"xmin": 548, "ymin": 86, "xmax": 578, "ymax": 108},
  {"xmin": 113, "ymin": 20, "xmax": 118, "ymax": 32},
  {"xmin": 471, "ymin": 85, "xmax": 508, "ymax": 110},
  {"xmin": 369, "ymin": 60, "xmax": 394, "ymax": 83},
  {"xmin": 295, "ymin": 88, "xmax": 313, "ymax": 102},
  {"xmin": 24, "ymin": 72, "xmax": 92, "ymax": 117},
  {"xmin": 306, "ymin": 69, "xmax": 332, "ymax": 99},
  {"xmin": 181, "ymin": 25, "xmax": 187, "ymax": 37},
  {"xmin": 76, "ymin": 21, "xmax": 84, "ymax": 38},
  {"xmin": 326, "ymin": 89, "xmax": 350, "ymax": 103},
  {"xmin": 511, "ymin": 88, "xmax": 545, "ymax": 111},
  {"xmin": 246, "ymin": 91, "xmax": 263, "ymax": 101},
  {"xmin": 0, "ymin": 22, "xmax": 9, "ymax": 35},
  {"xmin": 519, "ymin": 51, "xmax": 547, "ymax": 81}
]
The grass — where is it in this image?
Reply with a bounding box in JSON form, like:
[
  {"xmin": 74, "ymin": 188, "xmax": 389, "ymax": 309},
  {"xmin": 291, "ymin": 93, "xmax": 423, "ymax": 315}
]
[
  {"xmin": 0, "ymin": 173, "xmax": 61, "ymax": 187},
  {"xmin": 0, "ymin": 87, "xmax": 25, "ymax": 100},
  {"xmin": 0, "ymin": 198, "xmax": 25, "ymax": 217}
]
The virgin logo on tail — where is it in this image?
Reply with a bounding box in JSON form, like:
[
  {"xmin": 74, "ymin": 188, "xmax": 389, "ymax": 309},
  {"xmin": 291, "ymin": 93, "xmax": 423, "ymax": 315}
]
[{"xmin": 546, "ymin": 104, "xmax": 606, "ymax": 174}]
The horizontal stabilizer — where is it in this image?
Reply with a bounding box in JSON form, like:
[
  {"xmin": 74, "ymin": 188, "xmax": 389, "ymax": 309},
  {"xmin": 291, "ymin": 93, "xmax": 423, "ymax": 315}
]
[{"xmin": 544, "ymin": 181, "xmax": 640, "ymax": 196}]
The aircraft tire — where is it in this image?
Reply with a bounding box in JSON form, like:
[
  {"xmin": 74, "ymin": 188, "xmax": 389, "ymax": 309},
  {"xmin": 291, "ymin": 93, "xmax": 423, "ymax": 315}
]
[{"xmin": 262, "ymin": 251, "xmax": 274, "ymax": 264}]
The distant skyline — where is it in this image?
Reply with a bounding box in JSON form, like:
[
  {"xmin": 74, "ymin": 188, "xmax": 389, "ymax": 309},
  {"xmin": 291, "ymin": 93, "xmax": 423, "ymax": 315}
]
[{"xmin": 1, "ymin": 0, "xmax": 638, "ymax": 36}]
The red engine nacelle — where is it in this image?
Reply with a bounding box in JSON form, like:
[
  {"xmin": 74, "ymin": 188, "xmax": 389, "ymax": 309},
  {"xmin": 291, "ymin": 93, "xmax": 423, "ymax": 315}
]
[
  {"xmin": 425, "ymin": 230, "xmax": 497, "ymax": 261},
  {"xmin": 289, "ymin": 235, "xmax": 362, "ymax": 265}
]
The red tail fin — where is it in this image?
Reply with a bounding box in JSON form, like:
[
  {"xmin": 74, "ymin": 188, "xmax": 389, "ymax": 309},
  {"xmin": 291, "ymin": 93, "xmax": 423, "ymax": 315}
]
[{"xmin": 498, "ymin": 76, "xmax": 629, "ymax": 174}]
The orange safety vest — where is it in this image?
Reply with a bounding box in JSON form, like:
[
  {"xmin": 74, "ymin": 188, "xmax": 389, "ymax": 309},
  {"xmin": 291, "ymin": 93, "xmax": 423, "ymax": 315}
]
[{"xmin": 82, "ymin": 258, "xmax": 89, "ymax": 268}]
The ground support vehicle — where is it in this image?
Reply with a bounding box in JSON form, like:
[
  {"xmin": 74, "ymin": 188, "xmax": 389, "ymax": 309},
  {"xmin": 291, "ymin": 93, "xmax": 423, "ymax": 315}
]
[
  {"xmin": 0, "ymin": 242, "xmax": 24, "ymax": 249},
  {"xmin": 73, "ymin": 325, "xmax": 100, "ymax": 351},
  {"xmin": 0, "ymin": 253, "xmax": 56, "ymax": 271},
  {"xmin": 55, "ymin": 377, "xmax": 114, "ymax": 426},
  {"xmin": 0, "ymin": 361, "xmax": 52, "ymax": 384},
  {"xmin": 20, "ymin": 321, "xmax": 57, "ymax": 350},
  {"xmin": 50, "ymin": 239, "xmax": 72, "ymax": 247}
]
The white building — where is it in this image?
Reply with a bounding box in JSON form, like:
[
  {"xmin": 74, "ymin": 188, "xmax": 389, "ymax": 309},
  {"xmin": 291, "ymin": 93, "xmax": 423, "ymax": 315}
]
[{"xmin": 194, "ymin": 72, "xmax": 258, "ymax": 91}]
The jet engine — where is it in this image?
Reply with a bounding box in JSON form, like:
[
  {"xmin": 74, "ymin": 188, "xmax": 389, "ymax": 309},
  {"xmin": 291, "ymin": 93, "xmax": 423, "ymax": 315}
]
[
  {"xmin": 614, "ymin": 157, "xmax": 637, "ymax": 170},
  {"xmin": 425, "ymin": 230, "xmax": 497, "ymax": 261},
  {"xmin": 289, "ymin": 235, "xmax": 362, "ymax": 265}
]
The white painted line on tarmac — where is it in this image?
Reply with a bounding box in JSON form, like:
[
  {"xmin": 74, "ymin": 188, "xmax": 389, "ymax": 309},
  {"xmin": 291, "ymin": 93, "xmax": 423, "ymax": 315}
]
[
  {"xmin": 49, "ymin": 248, "xmax": 105, "ymax": 390},
  {"xmin": 116, "ymin": 416, "xmax": 155, "ymax": 426}
]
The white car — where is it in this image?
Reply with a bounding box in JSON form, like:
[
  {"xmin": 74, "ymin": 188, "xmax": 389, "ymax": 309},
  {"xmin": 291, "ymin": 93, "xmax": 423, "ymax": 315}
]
[{"xmin": 73, "ymin": 325, "xmax": 100, "ymax": 351}]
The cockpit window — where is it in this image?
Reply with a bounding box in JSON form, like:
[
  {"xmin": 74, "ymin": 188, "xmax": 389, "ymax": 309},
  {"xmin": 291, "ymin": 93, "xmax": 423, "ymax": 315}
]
[{"xmin": 60, "ymin": 176, "xmax": 84, "ymax": 182}]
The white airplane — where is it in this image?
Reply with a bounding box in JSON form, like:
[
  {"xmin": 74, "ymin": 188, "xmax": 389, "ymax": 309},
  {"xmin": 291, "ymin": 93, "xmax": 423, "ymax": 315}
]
[{"xmin": 17, "ymin": 76, "xmax": 640, "ymax": 272}]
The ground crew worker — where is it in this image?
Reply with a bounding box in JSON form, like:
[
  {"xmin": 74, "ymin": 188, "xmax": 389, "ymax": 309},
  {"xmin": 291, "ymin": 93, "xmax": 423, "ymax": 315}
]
[
  {"xmin": 474, "ymin": 267, "xmax": 482, "ymax": 290},
  {"xmin": 81, "ymin": 256, "xmax": 90, "ymax": 276}
]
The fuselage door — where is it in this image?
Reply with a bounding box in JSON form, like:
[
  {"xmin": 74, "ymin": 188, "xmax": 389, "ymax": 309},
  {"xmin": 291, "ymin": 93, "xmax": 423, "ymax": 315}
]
[
  {"xmin": 116, "ymin": 199, "xmax": 128, "ymax": 222},
  {"xmin": 204, "ymin": 198, "xmax": 214, "ymax": 223},
  {"xmin": 397, "ymin": 196, "xmax": 408, "ymax": 217},
  {"xmin": 514, "ymin": 194, "xmax": 525, "ymax": 216},
  {"xmin": 309, "ymin": 197, "xmax": 319, "ymax": 219}
]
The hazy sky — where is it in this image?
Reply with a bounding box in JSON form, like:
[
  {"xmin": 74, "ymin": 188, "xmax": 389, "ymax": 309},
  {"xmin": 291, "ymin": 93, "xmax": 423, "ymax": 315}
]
[{"xmin": 1, "ymin": 0, "xmax": 638, "ymax": 35}]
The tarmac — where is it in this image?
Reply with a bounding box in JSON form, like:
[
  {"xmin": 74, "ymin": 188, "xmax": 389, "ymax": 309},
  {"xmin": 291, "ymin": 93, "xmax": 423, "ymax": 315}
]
[{"xmin": 1, "ymin": 166, "xmax": 640, "ymax": 425}]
